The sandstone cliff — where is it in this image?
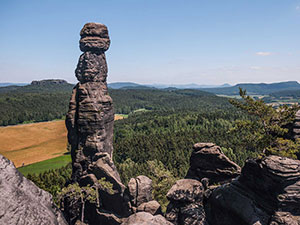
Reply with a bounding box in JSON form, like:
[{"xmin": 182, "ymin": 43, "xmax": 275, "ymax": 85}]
[{"xmin": 0, "ymin": 154, "xmax": 68, "ymax": 225}]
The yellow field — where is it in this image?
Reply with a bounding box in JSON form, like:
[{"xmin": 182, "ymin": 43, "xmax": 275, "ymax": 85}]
[
  {"xmin": 0, "ymin": 120, "xmax": 68, "ymax": 167},
  {"xmin": 0, "ymin": 114, "xmax": 125, "ymax": 167}
]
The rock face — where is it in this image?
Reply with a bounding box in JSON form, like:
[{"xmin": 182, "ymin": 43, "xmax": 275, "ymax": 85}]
[
  {"xmin": 205, "ymin": 155, "xmax": 300, "ymax": 225},
  {"xmin": 164, "ymin": 143, "xmax": 300, "ymax": 225},
  {"xmin": 137, "ymin": 200, "xmax": 162, "ymax": 215},
  {"xmin": 165, "ymin": 179, "xmax": 207, "ymax": 225},
  {"xmin": 66, "ymin": 22, "xmax": 114, "ymax": 182},
  {"xmin": 186, "ymin": 143, "xmax": 241, "ymax": 185},
  {"xmin": 31, "ymin": 79, "xmax": 68, "ymax": 85},
  {"xmin": 128, "ymin": 175, "xmax": 153, "ymax": 209},
  {"xmin": 0, "ymin": 154, "xmax": 68, "ymax": 225},
  {"xmin": 63, "ymin": 23, "xmax": 158, "ymax": 225},
  {"xmin": 122, "ymin": 212, "xmax": 173, "ymax": 225},
  {"xmin": 293, "ymin": 110, "xmax": 300, "ymax": 140},
  {"xmin": 64, "ymin": 22, "xmax": 128, "ymax": 225}
]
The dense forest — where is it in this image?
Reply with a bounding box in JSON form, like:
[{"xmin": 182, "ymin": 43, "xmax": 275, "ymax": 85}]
[
  {"xmin": 0, "ymin": 82, "xmax": 230, "ymax": 125},
  {"xmin": 5, "ymin": 81, "xmax": 299, "ymax": 210}
]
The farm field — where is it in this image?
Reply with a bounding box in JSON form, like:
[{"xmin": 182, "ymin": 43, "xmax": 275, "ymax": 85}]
[
  {"xmin": 18, "ymin": 154, "xmax": 71, "ymax": 175},
  {"xmin": 0, "ymin": 114, "xmax": 126, "ymax": 168},
  {"xmin": 0, "ymin": 120, "xmax": 68, "ymax": 167}
]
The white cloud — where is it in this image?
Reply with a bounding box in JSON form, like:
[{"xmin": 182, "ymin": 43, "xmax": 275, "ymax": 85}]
[{"xmin": 256, "ymin": 52, "xmax": 272, "ymax": 56}]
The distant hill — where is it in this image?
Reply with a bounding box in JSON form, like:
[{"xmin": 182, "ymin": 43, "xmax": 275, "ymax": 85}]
[
  {"xmin": 0, "ymin": 79, "xmax": 74, "ymax": 94},
  {"xmin": 269, "ymin": 89, "xmax": 300, "ymax": 98},
  {"xmin": 0, "ymin": 83, "xmax": 28, "ymax": 87},
  {"xmin": 0, "ymin": 79, "xmax": 226, "ymax": 126},
  {"xmin": 108, "ymin": 82, "xmax": 231, "ymax": 89},
  {"xmin": 108, "ymin": 82, "xmax": 143, "ymax": 89},
  {"xmin": 202, "ymin": 81, "xmax": 300, "ymax": 95},
  {"xmin": 149, "ymin": 83, "xmax": 231, "ymax": 89}
]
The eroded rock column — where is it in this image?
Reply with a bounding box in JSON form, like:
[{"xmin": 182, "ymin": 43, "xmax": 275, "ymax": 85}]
[{"xmin": 66, "ymin": 23, "xmax": 114, "ymax": 182}]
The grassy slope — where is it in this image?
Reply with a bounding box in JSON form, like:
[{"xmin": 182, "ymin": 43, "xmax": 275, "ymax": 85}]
[{"xmin": 18, "ymin": 154, "xmax": 71, "ymax": 175}]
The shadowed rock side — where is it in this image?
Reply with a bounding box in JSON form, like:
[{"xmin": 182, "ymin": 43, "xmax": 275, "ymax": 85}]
[
  {"xmin": 0, "ymin": 154, "xmax": 68, "ymax": 225},
  {"xmin": 205, "ymin": 155, "xmax": 300, "ymax": 225},
  {"xmin": 293, "ymin": 110, "xmax": 300, "ymax": 140},
  {"xmin": 165, "ymin": 143, "xmax": 300, "ymax": 225},
  {"xmin": 165, "ymin": 179, "xmax": 207, "ymax": 225},
  {"xmin": 66, "ymin": 22, "xmax": 114, "ymax": 182},
  {"xmin": 186, "ymin": 143, "xmax": 241, "ymax": 185}
]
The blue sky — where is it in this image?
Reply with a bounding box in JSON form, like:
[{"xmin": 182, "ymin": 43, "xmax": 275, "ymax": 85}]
[{"xmin": 0, "ymin": 0, "xmax": 300, "ymax": 85}]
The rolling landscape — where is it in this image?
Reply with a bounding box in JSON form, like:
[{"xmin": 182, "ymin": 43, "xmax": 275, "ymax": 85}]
[
  {"xmin": 1, "ymin": 79, "xmax": 300, "ymax": 172},
  {"xmin": 1, "ymin": 1, "xmax": 300, "ymax": 225}
]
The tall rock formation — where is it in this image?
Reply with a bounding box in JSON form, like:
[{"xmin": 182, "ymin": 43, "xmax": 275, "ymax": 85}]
[
  {"xmin": 66, "ymin": 22, "xmax": 114, "ymax": 182},
  {"xmin": 64, "ymin": 23, "xmax": 156, "ymax": 225}
]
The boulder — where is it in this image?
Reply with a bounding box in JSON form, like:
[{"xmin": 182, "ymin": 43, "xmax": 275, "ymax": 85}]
[
  {"xmin": 79, "ymin": 22, "xmax": 110, "ymax": 53},
  {"xmin": 165, "ymin": 179, "xmax": 207, "ymax": 225},
  {"xmin": 186, "ymin": 143, "xmax": 241, "ymax": 185},
  {"xmin": 90, "ymin": 153, "xmax": 131, "ymax": 217},
  {"xmin": 205, "ymin": 155, "xmax": 300, "ymax": 225},
  {"xmin": 127, "ymin": 175, "xmax": 153, "ymax": 207},
  {"xmin": 137, "ymin": 200, "xmax": 162, "ymax": 215},
  {"xmin": 0, "ymin": 154, "xmax": 68, "ymax": 225},
  {"xmin": 121, "ymin": 212, "xmax": 173, "ymax": 225}
]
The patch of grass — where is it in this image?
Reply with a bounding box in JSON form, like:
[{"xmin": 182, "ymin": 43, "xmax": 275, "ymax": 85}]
[{"xmin": 18, "ymin": 154, "xmax": 71, "ymax": 176}]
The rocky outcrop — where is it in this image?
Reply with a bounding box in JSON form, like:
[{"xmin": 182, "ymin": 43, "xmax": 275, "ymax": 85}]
[
  {"xmin": 122, "ymin": 212, "xmax": 173, "ymax": 225},
  {"xmin": 137, "ymin": 200, "xmax": 162, "ymax": 215},
  {"xmin": 186, "ymin": 143, "xmax": 241, "ymax": 185},
  {"xmin": 63, "ymin": 22, "xmax": 158, "ymax": 225},
  {"xmin": 66, "ymin": 22, "xmax": 114, "ymax": 182},
  {"xmin": 31, "ymin": 79, "xmax": 68, "ymax": 85},
  {"xmin": 128, "ymin": 175, "xmax": 153, "ymax": 209},
  {"xmin": 164, "ymin": 143, "xmax": 300, "ymax": 225},
  {"xmin": 293, "ymin": 110, "xmax": 300, "ymax": 140},
  {"xmin": 63, "ymin": 22, "xmax": 129, "ymax": 225},
  {"xmin": 0, "ymin": 154, "xmax": 67, "ymax": 225},
  {"xmin": 165, "ymin": 179, "xmax": 207, "ymax": 225},
  {"xmin": 205, "ymin": 155, "xmax": 300, "ymax": 225}
]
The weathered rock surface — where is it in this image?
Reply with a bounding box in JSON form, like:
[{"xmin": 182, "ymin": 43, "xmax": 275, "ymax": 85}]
[
  {"xmin": 137, "ymin": 200, "xmax": 162, "ymax": 215},
  {"xmin": 63, "ymin": 22, "xmax": 131, "ymax": 225},
  {"xmin": 66, "ymin": 22, "xmax": 114, "ymax": 182},
  {"xmin": 79, "ymin": 22, "xmax": 110, "ymax": 53},
  {"xmin": 128, "ymin": 175, "xmax": 153, "ymax": 208},
  {"xmin": 122, "ymin": 212, "xmax": 173, "ymax": 225},
  {"xmin": 186, "ymin": 143, "xmax": 241, "ymax": 185},
  {"xmin": 165, "ymin": 179, "xmax": 207, "ymax": 225},
  {"xmin": 0, "ymin": 154, "xmax": 68, "ymax": 225},
  {"xmin": 31, "ymin": 79, "xmax": 68, "ymax": 85},
  {"xmin": 293, "ymin": 110, "xmax": 300, "ymax": 140},
  {"xmin": 205, "ymin": 155, "xmax": 300, "ymax": 225}
]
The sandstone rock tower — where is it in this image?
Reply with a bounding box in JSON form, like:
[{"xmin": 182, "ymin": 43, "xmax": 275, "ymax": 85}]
[
  {"xmin": 66, "ymin": 23, "xmax": 114, "ymax": 182},
  {"xmin": 64, "ymin": 23, "xmax": 162, "ymax": 225}
]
